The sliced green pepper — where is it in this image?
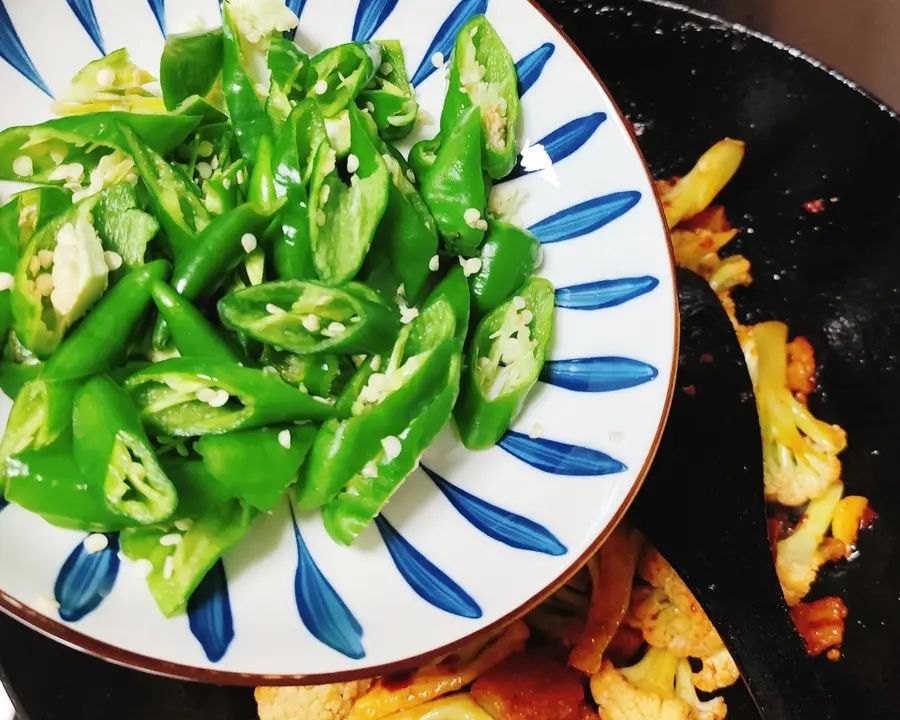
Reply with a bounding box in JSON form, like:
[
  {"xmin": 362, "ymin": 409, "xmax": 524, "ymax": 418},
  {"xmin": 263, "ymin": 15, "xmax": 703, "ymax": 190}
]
[
  {"xmin": 43, "ymin": 260, "xmax": 171, "ymax": 382},
  {"xmin": 408, "ymin": 135, "xmax": 441, "ymax": 184},
  {"xmin": 414, "ymin": 264, "xmax": 471, "ymax": 348},
  {"xmin": 469, "ymin": 219, "xmax": 541, "ymax": 318},
  {"xmin": 248, "ymin": 134, "xmax": 278, "ymax": 209},
  {"xmin": 272, "ymin": 100, "xmax": 327, "ymax": 281},
  {"xmin": 12, "ymin": 187, "xmax": 71, "ymax": 250},
  {"xmin": 125, "ymin": 358, "xmax": 341, "ymax": 436},
  {"xmin": 5, "ymin": 434, "xmax": 136, "ymax": 532},
  {"xmin": 0, "ymin": 361, "xmax": 41, "ymax": 399},
  {"xmin": 454, "ymin": 277, "xmax": 555, "ymax": 449},
  {"xmin": 122, "ymin": 125, "xmax": 210, "ymax": 258},
  {"xmin": 218, "ymin": 279, "xmax": 400, "ymax": 356},
  {"xmin": 357, "ymin": 40, "xmax": 418, "ymax": 140},
  {"xmin": 309, "ymin": 107, "xmax": 390, "ymax": 284},
  {"xmin": 152, "ymin": 201, "xmax": 279, "ymax": 349},
  {"xmin": 120, "ymin": 499, "xmax": 254, "ymax": 617},
  {"xmin": 160, "ymin": 28, "xmax": 224, "ymax": 110},
  {"xmin": 261, "ymin": 347, "xmax": 352, "ymax": 397},
  {"xmin": 93, "ymin": 183, "xmax": 160, "ymax": 268},
  {"xmin": 11, "ymin": 196, "xmax": 108, "ymax": 358},
  {"xmin": 306, "ymin": 43, "xmax": 379, "ymax": 118},
  {"xmin": 0, "ymin": 113, "xmax": 200, "ymax": 184},
  {"xmin": 151, "ymin": 280, "xmax": 239, "ymax": 363},
  {"xmin": 0, "ymin": 201, "xmax": 20, "ymax": 341},
  {"xmin": 173, "ymin": 95, "xmax": 229, "ymax": 125},
  {"xmin": 159, "ymin": 456, "xmax": 234, "ymax": 521},
  {"xmin": 73, "ymin": 375, "xmax": 178, "ymax": 525},
  {"xmin": 266, "ymin": 37, "xmax": 310, "ymax": 130},
  {"xmin": 222, "ymin": 4, "xmax": 275, "ymax": 163},
  {"xmin": 323, "ymin": 346, "xmax": 461, "ymax": 546},
  {"xmin": 420, "ymin": 105, "xmax": 487, "ymax": 257},
  {"xmin": 441, "ymin": 15, "xmax": 520, "ymax": 180},
  {"xmin": 196, "ymin": 424, "xmax": 316, "ymax": 512}
]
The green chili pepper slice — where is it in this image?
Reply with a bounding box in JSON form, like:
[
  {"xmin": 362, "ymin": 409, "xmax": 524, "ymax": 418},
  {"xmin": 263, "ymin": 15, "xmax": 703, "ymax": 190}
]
[
  {"xmin": 441, "ymin": 15, "xmax": 520, "ymax": 180},
  {"xmin": 5, "ymin": 434, "xmax": 137, "ymax": 532},
  {"xmin": 308, "ymin": 107, "xmax": 390, "ymax": 284},
  {"xmin": 43, "ymin": 259, "xmax": 171, "ymax": 382},
  {"xmin": 93, "ymin": 183, "xmax": 160, "ymax": 268},
  {"xmin": 469, "ymin": 219, "xmax": 542, "ymax": 318},
  {"xmin": 0, "ymin": 361, "xmax": 42, "ymax": 399},
  {"xmin": 125, "ymin": 358, "xmax": 341, "ymax": 437},
  {"xmin": 160, "ymin": 28, "xmax": 224, "ymax": 110},
  {"xmin": 266, "ymin": 37, "xmax": 309, "ymax": 129},
  {"xmin": 0, "ymin": 201, "xmax": 20, "ymax": 341},
  {"xmin": 307, "ymin": 43, "xmax": 379, "ymax": 117},
  {"xmin": 12, "ymin": 187, "xmax": 71, "ymax": 250},
  {"xmin": 357, "ymin": 40, "xmax": 419, "ymax": 141},
  {"xmin": 408, "ymin": 135, "xmax": 441, "ymax": 184},
  {"xmin": 454, "ymin": 277, "xmax": 555, "ymax": 449},
  {"xmin": 73, "ymin": 375, "xmax": 178, "ymax": 525},
  {"xmin": 260, "ymin": 348, "xmax": 352, "ymax": 398},
  {"xmin": 159, "ymin": 456, "xmax": 234, "ymax": 522},
  {"xmin": 218, "ymin": 279, "xmax": 400, "ymax": 356},
  {"xmin": 120, "ymin": 499, "xmax": 255, "ymax": 617},
  {"xmin": 151, "ymin": 280, "xmax": 239, "ymax": 363},
  {"xmin": 420, "ymin": 105, "xmax": 487, "ymax": 257},
  {"xmin": 196, "ymin": 424, "xmax": 317, "ymax": 512}
]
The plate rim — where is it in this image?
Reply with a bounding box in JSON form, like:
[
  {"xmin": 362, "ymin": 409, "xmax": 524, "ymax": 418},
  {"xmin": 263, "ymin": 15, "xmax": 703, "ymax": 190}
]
[{"xmin": 0, "ymin": 0, "xmax": 679, "ymax": 685}]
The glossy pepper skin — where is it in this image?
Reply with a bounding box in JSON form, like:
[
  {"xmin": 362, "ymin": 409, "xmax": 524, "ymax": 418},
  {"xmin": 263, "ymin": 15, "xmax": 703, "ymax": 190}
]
[
  {"xmin": 272, "ymin": 100, "xmax": 327, "ymax": 281},
  {"xmin": 218, "ymin": 279, "xmax": 400, "ymax": 356},
  {"xmin": 357, "ymin": 41, "xmax": 419, "ymax": 141},
  {"xmin": 221, "ymin": 4, "xmax": 274, "ymax": 163},
  {"xmin": 93, "ymin": 183, "xmax": 160, "ymax": 268},
  {"xmin": 0, "ymin": 201, "xmax": 19, "ymax": 341},
  {"xmin": 122, "ymin": 125, "xmax": 211, "ymax": 258},
  {"xmin": 72, "ymin": 375, "xmax": 178, "ymax": 525},
  {"xmin": 160, "ymin": 28, "xmax": 224, "ymax": 110},
  {"xmin": 261, "ymin": 348, "xmax": 352, "ymax": 398},
  {"xmin": 407, "ymin": 135, "xmax": 441, "ymax": 184},
  {"xmin": 152, "ymin": 201, "xmax": 278, "ymax": 349},
  {"xmin": 419, "ymin": 265, "xmax": 471, "ymax": 345},
  {"xmin": 307, "ymin": 43, "xmax": 379, "ymax": 118},
  {"xmin": 10, "ymin": 187, "xmax": 71, "ymax": 251},
  {"xmin": 440, "ymin": 15, "xmax": 520, "ymax": 180},
  {"xmin": 309, "ymin": 106, "xmax": 390, "ymax": 284},
  {"xmin": 5, "ymin": 435, "xmax": 137, "ymax": 532},
  {"xmin": 150, "ymin": 281, "xmax": 239, "ymax": 363},
  {"xmin": 454, "ymin": 277, "xmax": 555, "ymax": 450},
  {"xmin": 0, "ymin": 112, "xmax": 200, "ymax": 184},
  {"xmin": 266, "ymin": 37, "xmax": 310, "ymax": 129},
  {"xmin": 160, "ymin": 456, "xmax": 233, "ymax": 522},
  {"xmin": 124, "ymin": 357, "xmax": 341, "ymax": 437},
  {"xmin": 196, "ymin": 424, "xmax": 317, "ymax": 512},
  {"xmin": 120, "ymin": 498, "xmax": 254, "ymax": 617},
  {"xmin": 420, "ymin": 105, "xmax": 487, "ymax": 257},
  {"xmin": 468, "ymin": 219, "xmax": 542, "ymax": 319},
  {"xmin": 43, "ymin": 260, "xmax": 171, "ymax": 382}
]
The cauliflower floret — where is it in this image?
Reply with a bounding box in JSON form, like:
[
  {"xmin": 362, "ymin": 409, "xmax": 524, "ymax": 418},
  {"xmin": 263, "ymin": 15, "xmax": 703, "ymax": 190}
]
[
  {"xmin": 675, "ymin": 660, "xmax": 727, "ymax": 720},
  {"xmin": 49, "ymin": 216, "xmax": 109, "ymax": 320},
  {"xmin": 691, "ymin": 648, "xmax": 739, "ymax": 694},
  {"xmin": 627, "ymin": 587, "xmax": 723, "ymax": 660},
  {"xmin": 775, "ymin": 481, "xmax": 845, "ymax": 605},
  {"xmin": 255, "ymin": 680, "xmax": 373, "ymax": 720},
  {"xmin": 225, "ymin": 0, "xmax": 299, "ymax": 43},
  {"xmin": 753, "ymin": 321, "xmax": 847, "ymax": 506},
  {"xmin": 590, "ymin": 651, "xmax": 691, "ymax": 720}
]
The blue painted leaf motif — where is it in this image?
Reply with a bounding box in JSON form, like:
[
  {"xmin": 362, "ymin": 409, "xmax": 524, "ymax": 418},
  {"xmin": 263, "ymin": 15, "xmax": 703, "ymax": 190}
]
[
  {"xmin": 499, "ymin": 431, "xmax": 626, "ymax": 476},
  {"xmin": 290, "ymin": 505, "xmax": 365, "ymax": 659},
  {"xmin": 0, "ymin": 1, "xmax": 53, "ymax": 97},
  {"xmin": 502, "ymin": 112, "xmax": 607, "ymax": 182},
  {"xmin": 515, "ymin": 42, "xmax": 555, "ymax": 97},
  {"xmin": 146, "ymin": 0, "xmax": 165, "ymax": 36},
  {"xmin": 410, "ymin": 0, "xmax": 488, "ymax": 87},
  {"xmin": 187, "ymin": 560, "xmax": 234, "ymax": 663},
  {"xmin": 422, "ymin": 466, "xmax": 567, "ymax": 556},
  {"xmin": 352, "ymin": 0, "xmax": 398, "ymax": 42},
  {"xmin": 66, "ymin": 0, "xmax": 105, "ymax": 55},
  {"xmin": 0, "ymin": 497, "xmax": 7, "ymax": 511},
  {"xmin": 375, "ymin": 516, "xmax": 482, "ymax": 619},
  {"xmin": 528, "ymin": 191, "xmax": 641, "ymax": 245},
  {"xmin": 556, "ymin": 276, "xmax": 659, "ymax": 310},
  {"xmin": 54, "ymin": 534, "xmax": 119, "ymax": 622},
  {"xmin": 285, "ymin": 0, "xmax": 307, "ymax": 17},
  {"xmin": 541, "ymin": 356, "xmax": 658, "ymax": 392}
]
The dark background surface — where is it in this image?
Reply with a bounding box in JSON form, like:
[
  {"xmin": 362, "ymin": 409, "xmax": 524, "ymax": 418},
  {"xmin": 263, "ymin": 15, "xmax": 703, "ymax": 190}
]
[{"xmin": 3, "ymin": 1, "xmax": 900, "ymax": 718}]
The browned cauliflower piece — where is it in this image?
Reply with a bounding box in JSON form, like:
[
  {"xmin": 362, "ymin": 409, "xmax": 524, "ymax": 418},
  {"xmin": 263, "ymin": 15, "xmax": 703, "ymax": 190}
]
[{"xmin": 255, "ymin": 681, "xmax": 374, "ymax": 720}]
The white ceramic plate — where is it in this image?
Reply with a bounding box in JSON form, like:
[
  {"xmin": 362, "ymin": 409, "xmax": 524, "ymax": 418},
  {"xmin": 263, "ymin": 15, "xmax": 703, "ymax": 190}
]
[{"xmin": 0, "ymin": 0, "xmax": 676, "ymax": 682}]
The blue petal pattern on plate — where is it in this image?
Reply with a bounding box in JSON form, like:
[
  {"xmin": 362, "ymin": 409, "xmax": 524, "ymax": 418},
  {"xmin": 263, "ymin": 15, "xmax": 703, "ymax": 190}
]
[
  {"xmin": 499, "ymin": 431, "xmax": 626, "ymax": 476},
  {"xmin": 0, "ymin": 2, "xmax": 53, "ymax": 97},
  {"xmin": 352, "ymin": 0, "xmax": 398, "ymax": 42},
  {"xmin": 66, "ymin": 0, "xmax": 105, "ymax": 55},
  {"xmin": 423, "ymin": 465, "xmax": 567, "ymax": 556},
  {"xmin": 556, "ymin": 276, "xmax": 659, "ymax": 310},
  {"xmin": 502, "ymin": 112, "xmax": 607, "ymax": 182},
  {"xmin": 528, "ymin": 191, "xmax": 641, "ymax": 245},
  {"xmin": 290, "ymin": 505, "xmax": 365, "ymax": 659},
  {"xmin": 54, "ymin": 534, "xmax": 119, "ymax": 622},
  {"xmin": 285, "ymin": 0, "xmax": 307, "ymax": 17},
  {"xmin": 375, "ymin": 515, "xmax": 482, "ymax": 618},
  {"xmin": 146, "ymin": 0, "xmax": 165, "ymax": 36},
  {"xmin": 541, "ymin": 356, "xmax": 659, "ymax": 392},
  {"xmin": 187, "ymin": 559, "xmax": 234, "ymax": 663},
  {"xmin": 410, "ymin": 0, "xmax": 487, "ymax": 87},
  {"xmin": 0, "ymin": 497, "xmax": 7, "ymax": 512},
  {"xmin": 515, "ymin": 42, "xmax": 554, "ymax": 97}
]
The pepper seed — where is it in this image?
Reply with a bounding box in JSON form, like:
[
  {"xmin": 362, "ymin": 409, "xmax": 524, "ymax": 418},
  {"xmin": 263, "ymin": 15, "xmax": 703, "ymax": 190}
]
[
  {"xmin": 278, "ymin": 430, "xmax": 292, "ymax": 449},
  {"xmin": 241, "ymin": 233, "xmax": 257, "ymax": 253},
  {"xmin": 346, "ymin": 154, "xmax": 360, "ymax": 174},
  {"xmin": 13, "ymin": 155, "xmax": 33, "ymax": 177}
]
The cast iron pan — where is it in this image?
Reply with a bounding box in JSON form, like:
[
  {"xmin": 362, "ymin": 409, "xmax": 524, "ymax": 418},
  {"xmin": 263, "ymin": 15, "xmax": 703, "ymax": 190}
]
[{"xmin": 2, "ymin": 1, "xmax": 898, "ymax": 717}]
